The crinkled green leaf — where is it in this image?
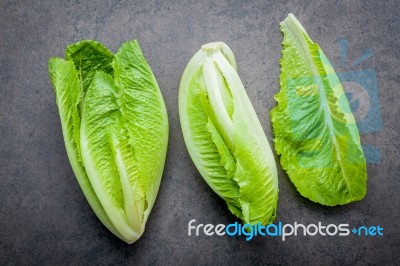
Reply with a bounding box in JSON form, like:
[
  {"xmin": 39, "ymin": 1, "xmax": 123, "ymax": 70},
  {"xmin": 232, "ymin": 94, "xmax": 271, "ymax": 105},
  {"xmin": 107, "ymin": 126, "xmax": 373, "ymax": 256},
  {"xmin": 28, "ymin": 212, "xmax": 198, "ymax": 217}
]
[
  {"xmin": 66, "ymin": 40, "xmax": 114, "ymax": 105},
  {"xmin": 49, "ymin": 40, "xmax": 168, "ymax": 243},
  {"xmin": 113, "ymin": 41, "xmax": 169, "ymax": 210},
  {"xmin": 270, "ymin": 14, "xmax": 367, "ymax": 206},
  {"xmin": 48, "ymin": 56, "xmax": 125, "ymax": 242},
  {"xmin": 179, "ymin": 42, "xmax": 278, "ymax": 224}
]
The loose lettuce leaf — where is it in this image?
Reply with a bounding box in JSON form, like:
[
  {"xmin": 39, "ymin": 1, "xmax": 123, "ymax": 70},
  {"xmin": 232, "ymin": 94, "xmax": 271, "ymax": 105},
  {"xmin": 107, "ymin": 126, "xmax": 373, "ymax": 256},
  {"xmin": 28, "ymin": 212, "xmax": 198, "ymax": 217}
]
[
  {"xmin": 179, "ymin": 42, "xmax": 278, "ymax": 224},
  {"xmin": 49, "ymin": 40, "xmax": 168, "ymax": 243},
  {"xmin": 270, "ymin": 14, "xmax": 367, "ymax": 206}
]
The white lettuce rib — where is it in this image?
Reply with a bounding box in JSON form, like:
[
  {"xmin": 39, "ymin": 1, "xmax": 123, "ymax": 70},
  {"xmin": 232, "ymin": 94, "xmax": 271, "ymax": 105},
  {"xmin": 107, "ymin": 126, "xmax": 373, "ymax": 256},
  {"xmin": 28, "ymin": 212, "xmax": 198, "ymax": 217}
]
[
  {"xmin": 202, "ymin": 57, "xmax": 234, "ymax": 145},
  {"xmin": 80, "ymin": 128, "xmax": 141, "ymax": 244}
]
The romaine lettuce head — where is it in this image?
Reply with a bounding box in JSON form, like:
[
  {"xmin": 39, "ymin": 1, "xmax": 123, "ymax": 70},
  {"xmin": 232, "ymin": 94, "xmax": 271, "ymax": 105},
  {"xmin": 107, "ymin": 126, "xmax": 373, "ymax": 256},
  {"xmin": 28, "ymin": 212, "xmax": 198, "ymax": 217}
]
[
  {"xmin": 49, "ymin": 40, "xmax": 168, "ymax": 243},
  {"xmin": 179, "ymin": 42, "xmax": 279, "ymax": 225}
]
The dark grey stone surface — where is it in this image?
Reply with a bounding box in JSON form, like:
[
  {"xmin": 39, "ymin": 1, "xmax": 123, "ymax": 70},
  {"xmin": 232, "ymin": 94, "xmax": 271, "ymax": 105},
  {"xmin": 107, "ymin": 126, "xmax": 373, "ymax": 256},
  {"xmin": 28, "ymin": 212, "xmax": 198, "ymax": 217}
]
[{"xmin": 0, "ymin": 0, "xmax": 399, "ymax": 265}]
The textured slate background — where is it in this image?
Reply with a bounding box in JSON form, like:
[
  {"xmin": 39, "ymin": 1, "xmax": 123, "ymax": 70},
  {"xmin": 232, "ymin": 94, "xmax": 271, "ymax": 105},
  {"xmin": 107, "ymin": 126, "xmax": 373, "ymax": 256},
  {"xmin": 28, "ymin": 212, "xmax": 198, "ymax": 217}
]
[{"xmin": 0, "ymin": 0, "xmax": 399, "ymax": 265}]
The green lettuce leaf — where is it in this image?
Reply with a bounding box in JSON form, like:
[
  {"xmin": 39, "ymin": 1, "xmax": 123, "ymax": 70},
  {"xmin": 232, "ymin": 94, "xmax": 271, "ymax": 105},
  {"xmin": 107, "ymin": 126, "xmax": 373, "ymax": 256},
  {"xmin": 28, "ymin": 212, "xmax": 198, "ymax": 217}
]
[
  {"xmin": 179, "ymin": 42, "xmax": 278, "ymax": 224},
  {"xmin": 270, "ymin": 14, "xmax": 367, "ymax": 206},
  {"xmin": 49, "ymin": 40, "xmax": 168, "ymax": 243},
  {"xmin": 48, "ymin": 52, "xmax": 125, "ymax": 242}
]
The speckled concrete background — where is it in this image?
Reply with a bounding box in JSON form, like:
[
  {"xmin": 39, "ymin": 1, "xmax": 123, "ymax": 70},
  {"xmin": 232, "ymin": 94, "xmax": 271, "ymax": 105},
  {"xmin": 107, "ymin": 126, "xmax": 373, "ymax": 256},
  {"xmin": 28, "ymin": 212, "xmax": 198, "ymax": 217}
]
[{"xmin": 0, "ymin": 0, "xmax": 399, "ymax": 265}]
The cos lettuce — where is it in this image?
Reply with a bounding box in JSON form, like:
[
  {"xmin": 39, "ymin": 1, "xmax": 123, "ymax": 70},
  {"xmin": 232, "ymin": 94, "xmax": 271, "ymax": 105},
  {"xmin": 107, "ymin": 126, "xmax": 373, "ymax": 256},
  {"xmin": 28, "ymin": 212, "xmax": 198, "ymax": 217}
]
[
  {"xmin": 179, "ymin": 42, "xmax": 278, "ymax": 225},
  {"xmin": 271, "ymin": 14, "xmax": 367, "ymax": 206},
  {"xmin": 49, "ymin": 40, "xmax": 168, "ymax": 243}
]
